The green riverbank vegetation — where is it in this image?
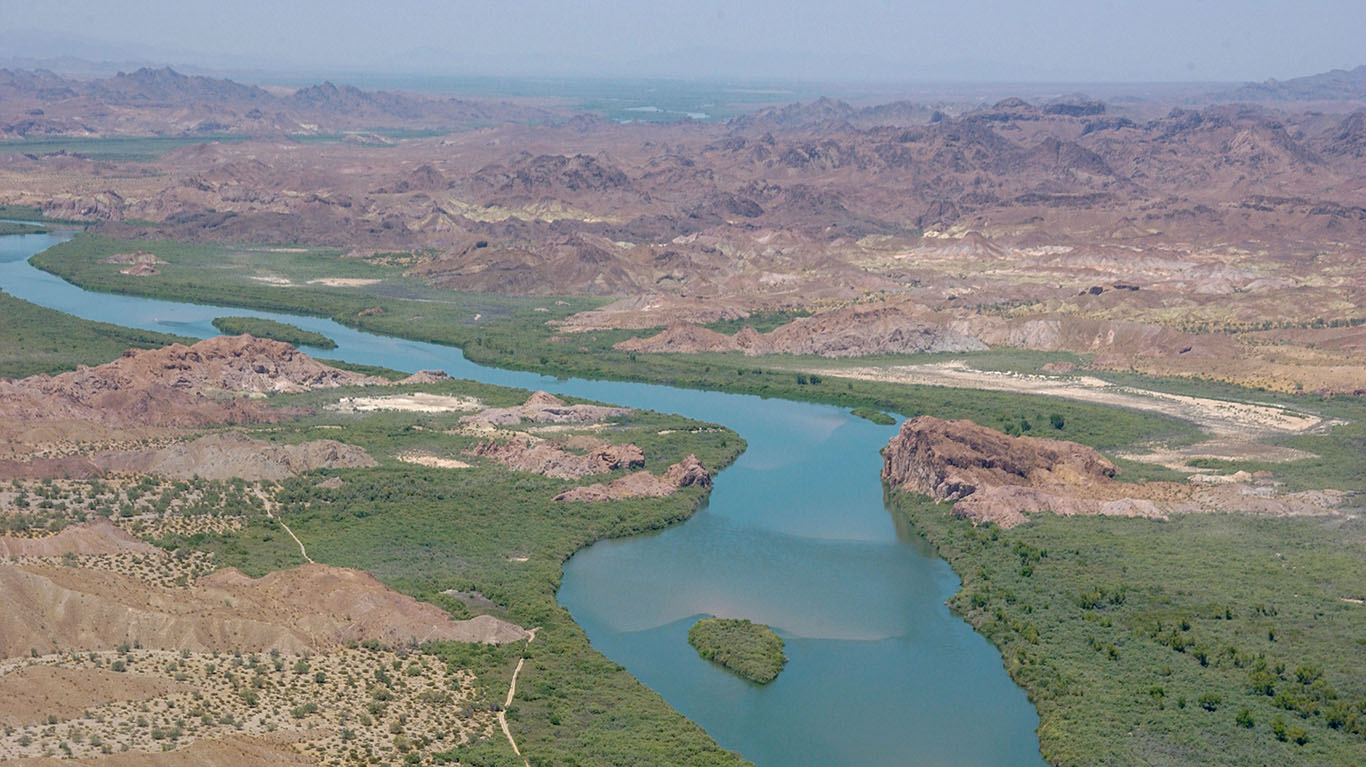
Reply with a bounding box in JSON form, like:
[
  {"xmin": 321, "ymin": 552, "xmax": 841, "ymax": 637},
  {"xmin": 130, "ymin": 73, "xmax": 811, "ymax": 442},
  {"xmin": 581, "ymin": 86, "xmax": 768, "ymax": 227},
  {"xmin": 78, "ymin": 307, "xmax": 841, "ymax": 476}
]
[
  {"xmin": 890, "ymin": 491, "xmax": 1366, "ymax": 766},
  {"xmin": 0, "ymin": 288, "xmax": 191, "ymax": 379}
]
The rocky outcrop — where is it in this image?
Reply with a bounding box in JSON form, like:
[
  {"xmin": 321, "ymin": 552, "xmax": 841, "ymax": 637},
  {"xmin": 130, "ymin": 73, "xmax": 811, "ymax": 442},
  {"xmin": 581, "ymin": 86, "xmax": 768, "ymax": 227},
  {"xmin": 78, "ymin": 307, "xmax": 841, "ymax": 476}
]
[
  {"xmin": 91, "ymin": 431, "xmax": 376, "ymax": 480},
  {"xmin": 461, "ymin": 391, "xmax": 631, "ymax": 427},
  {"xmin": 952, "ymin": 315, "xmax": 1236, "ymax": 361},
  {"xmin": 882, "ymin": 416, "xmax": 1342, "ymax": 527},
  {"xmin": 614, "ymin": 323, "xmax": 739, "ymax": 354},
  {"xmin": 397, "ymin": 369, "xmax": 450, "ymax": 385},
  {"xmin": 99, "ymin": 250, "xmax": 165, "ymax": 266},
  {"xmin": 883, "ymin": 416, "xmax": 1153, "ymax": 526},
  {"xmin": 0, "ymin": 336, "xmax": 383, "ymax": 431},
  {"xmin": 882, "ymin": 416, "xmax": 1117, "ymax": 501},
  {"xmin": 467, "ymin": 438, "xmax": 644, "ymax": 479},
  {"xmin": 553, "ymin": 454, "xmax": 710, "ymax": 502},
  {"xmin": 752, "ymin": 303, "xmax": 987, "ymax": 356},
  {"xmin": 663, "ymin": 454, "xmax": 713, "ymax": 488},
  {"xmin": 101, "ymin": 250, "xmax": 165, "ymax": 276}
]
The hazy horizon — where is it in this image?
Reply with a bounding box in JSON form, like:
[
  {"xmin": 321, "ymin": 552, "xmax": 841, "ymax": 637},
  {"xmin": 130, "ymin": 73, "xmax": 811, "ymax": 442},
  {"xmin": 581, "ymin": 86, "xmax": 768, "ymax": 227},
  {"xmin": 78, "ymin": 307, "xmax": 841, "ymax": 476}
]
[{"xmin": 2, "ymin": 0, "xmax": 1364, "ymax": 85}]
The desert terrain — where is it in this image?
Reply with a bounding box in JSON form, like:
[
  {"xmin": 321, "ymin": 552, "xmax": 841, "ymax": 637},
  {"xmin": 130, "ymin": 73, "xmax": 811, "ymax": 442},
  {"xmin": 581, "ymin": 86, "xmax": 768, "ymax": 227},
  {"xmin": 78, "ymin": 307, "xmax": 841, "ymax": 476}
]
[
  {"xmin": 0, "ymin": 60, "xmax": 1363, "ymax": 766},
  {"xmin": 0, "ymin": 330, "xmax": 734, "ymax": 765},
  {"xmin": 3, "ymin": 67, "xmax": 1365, "ymax": 393}
]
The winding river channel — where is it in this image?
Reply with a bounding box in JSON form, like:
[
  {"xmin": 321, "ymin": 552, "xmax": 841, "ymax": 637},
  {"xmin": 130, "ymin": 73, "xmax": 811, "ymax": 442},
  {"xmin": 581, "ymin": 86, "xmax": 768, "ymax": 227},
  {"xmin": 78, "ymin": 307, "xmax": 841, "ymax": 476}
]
[{"xmin": 0, "ymin": 231, "xmax": 1044, "ymax": 766}]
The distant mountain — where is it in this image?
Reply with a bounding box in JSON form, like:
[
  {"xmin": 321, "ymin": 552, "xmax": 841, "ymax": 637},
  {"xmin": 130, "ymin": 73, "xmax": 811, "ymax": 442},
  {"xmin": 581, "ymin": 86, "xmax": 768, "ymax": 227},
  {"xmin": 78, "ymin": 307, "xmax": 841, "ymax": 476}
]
[
  {"xmin": 1220, "ymin": 65, "xmax": 1366, "ymax": 101},
  {"xmin": 0, "ymin": 66, "xmax": 556, "ymax": 138}
]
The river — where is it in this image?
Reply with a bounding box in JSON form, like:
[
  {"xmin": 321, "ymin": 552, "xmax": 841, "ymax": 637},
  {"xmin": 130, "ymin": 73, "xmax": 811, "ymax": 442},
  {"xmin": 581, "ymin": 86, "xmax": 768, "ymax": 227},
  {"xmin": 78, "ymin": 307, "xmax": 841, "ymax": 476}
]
[{"xmin": 0, "ymin": 230, "xmax": 1044, "ymax": 766}]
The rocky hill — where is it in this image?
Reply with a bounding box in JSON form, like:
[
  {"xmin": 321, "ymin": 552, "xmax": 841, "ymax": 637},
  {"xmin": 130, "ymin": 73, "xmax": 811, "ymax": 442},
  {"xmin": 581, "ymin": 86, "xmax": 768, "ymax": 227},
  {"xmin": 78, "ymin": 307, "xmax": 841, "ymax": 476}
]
[
  {"xmin": 881, "ymin": 416, "xmax": 1341, "ymax": 527},
  {"xmin": 553, "ymin": 454, "xmax": 710, "ymax": 502},
  {"xmin": 0, "ymin": 335, "xmax": 379, "ymax": 432}
]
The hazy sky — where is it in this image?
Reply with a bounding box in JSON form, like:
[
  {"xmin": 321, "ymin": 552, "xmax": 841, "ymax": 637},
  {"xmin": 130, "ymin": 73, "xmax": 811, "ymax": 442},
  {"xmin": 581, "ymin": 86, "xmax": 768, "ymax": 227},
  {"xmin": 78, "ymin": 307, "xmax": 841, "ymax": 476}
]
[{"xmin": 3, "ymin": 0, "xmax": 1363, "ymax": 82}]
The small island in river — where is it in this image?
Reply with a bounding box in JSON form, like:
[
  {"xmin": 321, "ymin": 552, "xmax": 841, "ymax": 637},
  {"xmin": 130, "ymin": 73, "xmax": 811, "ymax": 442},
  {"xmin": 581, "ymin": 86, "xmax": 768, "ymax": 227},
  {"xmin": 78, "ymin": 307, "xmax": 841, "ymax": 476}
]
[
  {"xmin": 212, "ymin": 315, "xmax": 338, "ymax": 349},
  {"xmin": 688, "ymin": 617, "xmax": 786, "ymax": 684}
]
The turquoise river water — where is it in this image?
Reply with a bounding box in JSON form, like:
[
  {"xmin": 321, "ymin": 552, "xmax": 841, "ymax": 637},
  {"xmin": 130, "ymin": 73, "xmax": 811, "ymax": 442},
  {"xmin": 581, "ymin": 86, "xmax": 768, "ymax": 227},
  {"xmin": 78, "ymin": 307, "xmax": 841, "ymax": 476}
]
[{"xmin": 0, "ymin": 231, "xmax": 1044, "ymax": 766}]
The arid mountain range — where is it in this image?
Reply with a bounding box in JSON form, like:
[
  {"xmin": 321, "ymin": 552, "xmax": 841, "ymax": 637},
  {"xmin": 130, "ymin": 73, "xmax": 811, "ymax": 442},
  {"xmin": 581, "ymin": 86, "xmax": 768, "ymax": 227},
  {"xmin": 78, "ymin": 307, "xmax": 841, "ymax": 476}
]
[
  {"xmin": 1219, "ymin": 64, "xmax": 1366, "ymax": 103},
  {"xmin": 0, "ymin": 66, "xmax": 552, "ymax": 137},
  {"xmin": 2, "ymin": 67, "xmax": 1364, "ymax": 391}
]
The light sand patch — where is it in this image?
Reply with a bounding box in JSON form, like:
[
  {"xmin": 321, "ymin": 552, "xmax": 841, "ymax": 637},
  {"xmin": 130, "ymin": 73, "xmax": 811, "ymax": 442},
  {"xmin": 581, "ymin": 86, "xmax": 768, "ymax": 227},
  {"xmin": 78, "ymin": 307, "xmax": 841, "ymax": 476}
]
[
  {"xmin": 329, "ymin": 392, "xmax": 483, "ymax": 413},
  {"xmin": 306, "ymin": 277, "xmax": 382, "ymax": 287},
  {"xmin": 397, "ymin": 452, "xmax": 471, "ymax": 469},
  {"xmin": 1189, "ymin": 471, "xmax": 1256, "ymax": 485},
  {"xmin": 657, "ymin": 427, "xmax": 727, "ymax": 435},
  {"xmin": 526, "ymin": 423, "xmax": 609, "ymax": 434},
  {"xmin": 247, "ymin": 274, "xmax": 294, "ymax": 286},
  {"xmin": 1118, "ymin": 439, "xmax": 1317, "ymax": 472},
  {"xmin": 810, "ymin": 361, "xmax": 1330, "ymax": 469}
]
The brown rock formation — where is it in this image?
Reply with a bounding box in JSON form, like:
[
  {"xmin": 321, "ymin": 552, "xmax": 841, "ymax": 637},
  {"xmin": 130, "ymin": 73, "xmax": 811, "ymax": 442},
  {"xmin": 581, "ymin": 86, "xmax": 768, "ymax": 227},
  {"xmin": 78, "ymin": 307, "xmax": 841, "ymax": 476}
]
[
  {"xmin": 881, "ymin": 416, "xmax": 1339, "ymax": 527},
  {"xmin": 882, "ymin": 416, "xmax": 1118, "ymax": 502},
  {"xmin": 99, "ymin": 250, "xmax": 165, "ymax": 266},
  {"xmin": 397, "ymin": 369, "xmax": 451, "ymax": 384},
  {"xmin": 612, "ymin": 323, "xmax": 739, "ymax": 354},
  {"xmin": 462, "ymin": 391, "xmax": 631, "ymax": 426},
  {"xmin": 0, "ymin": 335, "xmax": 383, "ymax": 431},
  {"xmin": 467, "ymin": 438, "xmax": 644, "ymax": 479},
  {"xmin": 554, "ymin": 454, "xmax": 710, "ymax": 502}
]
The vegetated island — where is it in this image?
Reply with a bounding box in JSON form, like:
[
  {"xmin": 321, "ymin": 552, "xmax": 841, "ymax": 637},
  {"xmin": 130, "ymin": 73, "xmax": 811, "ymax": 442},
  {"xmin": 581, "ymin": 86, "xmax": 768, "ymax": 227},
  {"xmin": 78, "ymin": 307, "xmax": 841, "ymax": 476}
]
[
  {"xmin": 212, "ymin": 315, "xmax": 337, "ymax": 349},
  {"xmin": 852, "ymin": 407, "xmax": 896, "ymax": 425},
  {"xmin": 688, "ymin": 617, "xmax": 786, "ymax": 684}
]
